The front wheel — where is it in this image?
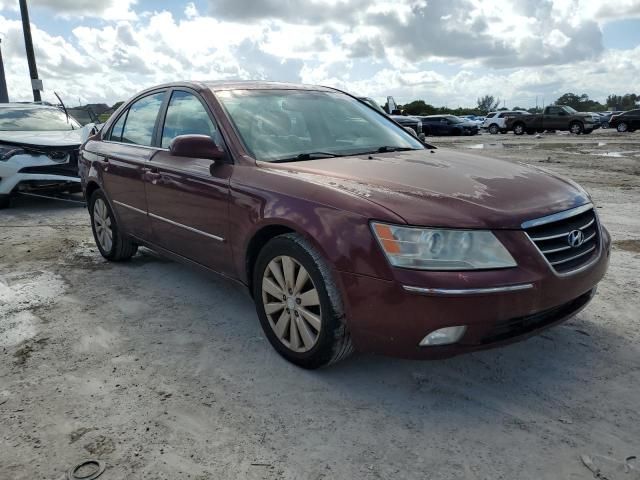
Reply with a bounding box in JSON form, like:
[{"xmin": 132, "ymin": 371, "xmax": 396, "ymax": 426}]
[
  {"xmin": 488, "ymin": 124, "xmax": 499, "ymax": 134},
  {"xmin": 601, "ymin": 122, "xmax": 609, "ymax": 129},
  {"xmin": 89, "ymin": 190, "xmax": 138, "ymax": 261},
  {"xmin": 253, "ymin": 233, "xmax": 353, "ymax": 369},
  {"xmin": 617, "ymin": 122, "xmax": 629, "ymax": 132},
  {"xmin": 570, "ymin": 122, "xmax": 583, "ymax": 134}
]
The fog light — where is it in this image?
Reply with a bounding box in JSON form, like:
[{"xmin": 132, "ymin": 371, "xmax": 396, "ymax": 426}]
[{"xmin": 419, "ymin": 326, "xmax": 467, "ymax": 346}]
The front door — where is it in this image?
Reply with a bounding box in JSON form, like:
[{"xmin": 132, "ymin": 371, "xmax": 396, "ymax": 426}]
[
  {"xmin": 543, "ymin": 106, "xmax": 566, "ymax": 130},
  {"xmin": 94, "ymin": 90, "xmax": 166, "ymax": 240},
  {"xmin": 145, "ymin": 89, "xmax": 234, "ymax": 276}
]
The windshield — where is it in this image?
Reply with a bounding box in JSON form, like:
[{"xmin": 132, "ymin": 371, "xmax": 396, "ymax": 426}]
[
  {"xmin": 563, "ymin": 106, "xmax": 578, "ymax": 114},
  {"xmin": 0, "ymin": 106, "xmax": 81, "ymax": 131},
  {"xmin": 217, "ymin": 89, "xmax": 424, "ymax": 162}
]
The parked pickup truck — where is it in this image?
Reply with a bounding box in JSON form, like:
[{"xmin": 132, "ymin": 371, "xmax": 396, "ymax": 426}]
[{"xmin": 505, "ymin": 105, "xmax": 596, "ymax": 135}]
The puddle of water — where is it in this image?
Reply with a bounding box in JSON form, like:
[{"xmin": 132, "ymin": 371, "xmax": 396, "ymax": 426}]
[{"xmin": 465, "ymin": 143, "xmax": 534, "ymax": 150}]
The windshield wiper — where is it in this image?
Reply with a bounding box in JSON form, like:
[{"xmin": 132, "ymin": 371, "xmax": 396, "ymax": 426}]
[
  {"xmin": 356, "ymin": 146, "xmax": 419, "ymax": 155},
  {"xmin": 270, "ymin": 152, "xmax": 343, "ymax": 163}
]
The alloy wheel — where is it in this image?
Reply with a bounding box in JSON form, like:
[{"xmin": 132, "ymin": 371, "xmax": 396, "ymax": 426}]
[
  {"xmin": 617, "ymin": 122, "xmax": 628, "ymax": 132},
  {"xmin": 93, "ymin": 198, "xmax": 113, "ymax": 252},
  {"xmin": 261, "ymin": 255, "xmax": 321, "ymax": 353}
]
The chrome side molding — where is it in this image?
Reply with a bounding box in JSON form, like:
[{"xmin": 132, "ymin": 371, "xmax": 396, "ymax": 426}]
[{"xmin": 402, "ymin": 283, "xmax": 534, "ymax": 296}]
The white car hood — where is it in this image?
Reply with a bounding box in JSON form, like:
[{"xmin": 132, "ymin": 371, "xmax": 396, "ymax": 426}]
[{"xmin": 0, "ymin": 125, "xmax": 94, "ymax": 147}]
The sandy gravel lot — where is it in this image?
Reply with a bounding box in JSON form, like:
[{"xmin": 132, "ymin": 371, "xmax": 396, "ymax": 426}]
[{"xmin": 1, "ymin": 129, "xmax": 639, "ymax": 479}]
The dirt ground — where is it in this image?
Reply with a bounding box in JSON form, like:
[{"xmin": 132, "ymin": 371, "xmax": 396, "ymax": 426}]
[{"xmin": 1, "ymin": 128, "xmax": 639, "ymax": 479}]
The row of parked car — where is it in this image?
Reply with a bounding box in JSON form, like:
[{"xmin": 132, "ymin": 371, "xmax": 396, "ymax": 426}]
[{"xmin": 482, "ymin": 107, "xmax": 639, "ymax": 135}]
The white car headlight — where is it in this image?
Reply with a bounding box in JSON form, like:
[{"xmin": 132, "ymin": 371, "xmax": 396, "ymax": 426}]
[{"xmin": 371, "ymin": 222, "xmax": 517, "ymax": 270}]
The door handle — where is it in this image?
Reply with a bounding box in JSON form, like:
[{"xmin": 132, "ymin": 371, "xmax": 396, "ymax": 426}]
[{"xmin": 143, "ymin": 167, "xmax": 161, "ymax": 184}]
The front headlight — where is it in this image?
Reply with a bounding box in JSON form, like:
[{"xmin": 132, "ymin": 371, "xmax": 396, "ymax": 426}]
[
  {"xmin": 0, "ymin": 145, "xmax": 26, "ymax": 161},
  {"xmin": 371, "ymin": 222, "xmax": 517, "ymax": 270}
]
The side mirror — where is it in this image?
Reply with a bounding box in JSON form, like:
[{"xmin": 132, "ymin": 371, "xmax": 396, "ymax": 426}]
[
  {"xmin": 169, "ymin": 134, "xmax": 225, "ymax": 162},
  {"xmin": 403, "ymin": 126, "xmax": 418, "ymax": 138}
]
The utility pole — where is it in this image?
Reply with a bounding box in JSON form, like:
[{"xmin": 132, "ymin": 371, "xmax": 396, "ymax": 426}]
[
  {"xmin": 0, "ymin": 39, "xmax": 9, "ymax": 103},
  {"xmin": 19, "ymin": 0, "xmax": 42, "ymax": 102}
]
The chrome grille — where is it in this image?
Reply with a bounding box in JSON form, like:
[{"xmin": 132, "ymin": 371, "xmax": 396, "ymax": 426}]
[{"xmin": 523, "ymin": 204, "xmax": 600, "ymax": 274}]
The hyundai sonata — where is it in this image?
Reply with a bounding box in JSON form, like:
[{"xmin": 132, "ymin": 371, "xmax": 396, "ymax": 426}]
[{"xmin": 79, "ymin": 81, "xmax": 610, "ymax": 368}]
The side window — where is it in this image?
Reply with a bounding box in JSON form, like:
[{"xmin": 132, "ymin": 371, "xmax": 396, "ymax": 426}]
[
  {"xmin": 161, "ymin": 91, "xmax": 217, "ymax": 148},
  {"xmin": 109, "ymin": 112, "xmax": 127, "ymax": 142},
  {"xmin": 121, "ymin": 92, "xmax": 165, "ymax": 146},
  {"xmin": 547, "ymin": 107, "xmax": 561, "ymax": 115}
]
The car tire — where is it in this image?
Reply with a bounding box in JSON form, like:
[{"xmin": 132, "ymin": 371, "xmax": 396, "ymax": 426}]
[
  {"xmin": 253, "ymin": 233, "xmax": 353, "ymax": 369},
  {"xmin": 601, "ymin": 122, "xmax": 609, "ymax": 129},
  {"xmin": 513, "ymin": 123, "xmax": 525, "ymax": 135},
  {"xmin": 0, "ymin": 194, "xmax": 10, "ymax": 209},
  {"xmin": 569, "ymin": 121, "xmax": 583, "ymax": 134},
  {"xmin": 617, "ymin": 122, "xmax": 628, "ymax": 132},
  {"xmin": 488, "ymin": 124, "xmax": 499, "ymax": 134},
  {"xmin": 89, "ymin": 189, "xmax": 138, "ymax": 261}
]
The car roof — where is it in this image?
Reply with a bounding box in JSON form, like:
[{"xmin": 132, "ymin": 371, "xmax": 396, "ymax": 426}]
[{"xmin": 133, "ymin": 80, "xmax": 337, "ymax": 94}]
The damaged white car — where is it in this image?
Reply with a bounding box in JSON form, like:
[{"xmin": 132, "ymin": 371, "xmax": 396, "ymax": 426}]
[{"xmin": 0, "ymin": 103, "xmax": 97, "ymax": 209}]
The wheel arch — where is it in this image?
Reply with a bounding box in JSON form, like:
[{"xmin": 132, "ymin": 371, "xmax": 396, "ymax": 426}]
[
  {"xmin": 245, "ymin": 223, "xmax": 300, "ymax": 297},
  {"xmin": 85, "ymin": 180, "xmax": 101, "ymax": 202}
]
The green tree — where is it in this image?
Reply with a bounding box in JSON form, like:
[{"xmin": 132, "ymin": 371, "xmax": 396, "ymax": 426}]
[
  {"xmin": 476, "ymin": 95, "xmax": 500, "ymax": 114},
  {"xmin": 606, "ymin": 93, "xmax": 638, "ymax": 110},
  {"xmin": 554, "ymin": 93, "xmax": 605, "ymax": 112}
]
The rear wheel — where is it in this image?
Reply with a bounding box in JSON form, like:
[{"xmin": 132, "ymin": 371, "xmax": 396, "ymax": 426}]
[
  {"xmin": 89, "ymin": 190, "xmax": 138, "ymax": 261},
  {"xmin": 617, "ymin": 122, "xmax": 629, "ymax": 132},
  {"xmin": 253, "ymin": 233, "xmax": 353, "ymax": 369},
  {"xmin": 569, "ymin": 122, "xmax": 583, "ymax": 134},
  {"xmin": 513, "ymin": 123, "xmax": 525, "ymax": 135}
]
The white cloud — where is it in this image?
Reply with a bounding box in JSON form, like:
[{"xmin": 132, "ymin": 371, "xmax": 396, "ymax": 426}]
[{"xmin": 0, "ymin": 1, "xmax": 639, "ymax": 107}]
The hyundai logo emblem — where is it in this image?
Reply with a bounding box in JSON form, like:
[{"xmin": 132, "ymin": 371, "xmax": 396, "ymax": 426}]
[{"xmin": 567, "ymin": 230, "xmax": 585, "ymax": 248}]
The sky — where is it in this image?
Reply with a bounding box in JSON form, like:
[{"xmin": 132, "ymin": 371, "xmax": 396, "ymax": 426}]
[{"xmin": 0, "ymin": 0, "xmax": 639, "ymax": 108}]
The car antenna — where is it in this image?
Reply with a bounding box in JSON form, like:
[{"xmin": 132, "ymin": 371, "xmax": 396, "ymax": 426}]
[{"xmin": 54, "ymin": 91, "xmax": 73, "ymax": 129}]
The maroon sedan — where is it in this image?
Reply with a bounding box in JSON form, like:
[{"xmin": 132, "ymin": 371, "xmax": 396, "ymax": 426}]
[{"xmin": 79, "ymin": 81, "xmax": 610, "ymax": 368}]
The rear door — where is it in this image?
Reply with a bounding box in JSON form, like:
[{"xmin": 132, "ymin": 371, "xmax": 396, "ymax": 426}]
[
  {"xmin": 144, "ymin": 89, "xmax": 234, "ymax": 275},
  {"xmin": 93, "ymin": 90, "xmax": 166, "ymax": 240}
]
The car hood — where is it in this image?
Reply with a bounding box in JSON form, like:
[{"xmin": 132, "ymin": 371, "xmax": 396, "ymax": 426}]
[
  {"xmin": 264, "ymin": 149, "xmax": 590, "ymax": 229},
  {"xmin": 0, "ymin": 128, "xmax": 89, "ymax": 147}
]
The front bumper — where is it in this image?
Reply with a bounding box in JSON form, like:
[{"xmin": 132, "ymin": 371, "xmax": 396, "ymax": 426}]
[
  {"xmin": 339, "ymin": 227, "xmax": 611, "ymax": 359},
  {"xmin": 0, "ymin": 152, "xmax": 79, "ymax": 195}
]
